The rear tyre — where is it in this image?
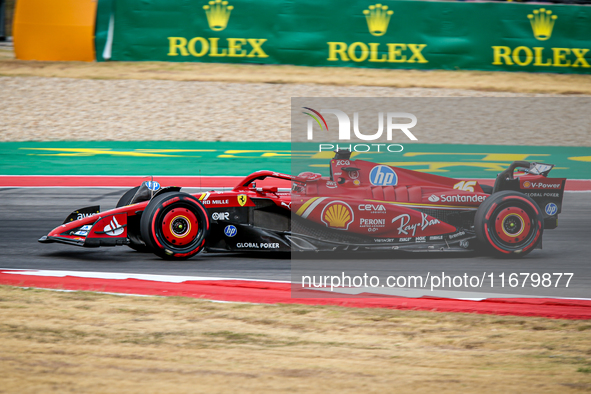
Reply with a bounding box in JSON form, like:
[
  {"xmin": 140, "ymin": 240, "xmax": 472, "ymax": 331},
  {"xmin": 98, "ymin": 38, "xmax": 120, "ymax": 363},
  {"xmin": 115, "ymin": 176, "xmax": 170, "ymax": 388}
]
[
  {"xmin": 140, "ymin": 192, "xmax": 209, "ymax": 260},
  {"xmin": 474, "ymin": 191, "xmax": 543, "ymax": 258},
  {"xmin": 117, "ymin": 186, "xmax": 152, "ymax": 253}
]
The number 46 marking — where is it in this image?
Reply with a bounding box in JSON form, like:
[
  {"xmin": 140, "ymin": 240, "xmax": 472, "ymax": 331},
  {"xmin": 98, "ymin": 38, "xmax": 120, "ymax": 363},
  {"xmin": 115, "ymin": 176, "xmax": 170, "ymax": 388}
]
[{"xmin": 453, "ymin": 180, "xmax": 477, "ymax": 192}]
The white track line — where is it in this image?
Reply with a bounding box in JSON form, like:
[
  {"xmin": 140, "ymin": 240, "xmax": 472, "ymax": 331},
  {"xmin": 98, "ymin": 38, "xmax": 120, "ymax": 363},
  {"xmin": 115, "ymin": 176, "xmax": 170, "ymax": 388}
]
[
  {"xmin": 0, "ymin": 269, "xmax": 290, "ymax": 284},
  {"xmin": 3, "ymin": 269, "xmax": 590, "ymax": 302}
]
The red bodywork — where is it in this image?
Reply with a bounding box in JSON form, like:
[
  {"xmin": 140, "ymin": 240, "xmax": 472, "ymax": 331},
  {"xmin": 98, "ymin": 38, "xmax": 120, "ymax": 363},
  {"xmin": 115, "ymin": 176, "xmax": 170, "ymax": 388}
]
[
  {"xmin": 42, "ymin": 158, "xmax": 564, "ymax": 250},
  {"xmin": 44, "ymin": 171, "xmax": 293, "ymax": 246},
  {"xmin": 291, "ymin": 158, "xmax": 486, "ymax": 239}
]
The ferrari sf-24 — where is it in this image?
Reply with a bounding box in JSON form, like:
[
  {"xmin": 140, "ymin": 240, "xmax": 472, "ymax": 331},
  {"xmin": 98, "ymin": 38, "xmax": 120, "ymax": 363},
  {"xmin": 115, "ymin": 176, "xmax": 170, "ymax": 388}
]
[{"xmin": 40, "ymin": 150, "xmax": 566, "ymax": 259}]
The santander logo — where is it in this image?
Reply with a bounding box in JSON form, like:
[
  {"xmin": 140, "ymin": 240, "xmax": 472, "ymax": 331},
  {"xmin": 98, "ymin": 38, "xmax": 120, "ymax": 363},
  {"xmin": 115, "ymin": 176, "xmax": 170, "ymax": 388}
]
[
  {"xmin": 103, "ymin": 217, "xmax": 124, "ymax": 236},
  {"xmin": 428, "ymin": 194, "xmax": 487, "ymax": 203}
]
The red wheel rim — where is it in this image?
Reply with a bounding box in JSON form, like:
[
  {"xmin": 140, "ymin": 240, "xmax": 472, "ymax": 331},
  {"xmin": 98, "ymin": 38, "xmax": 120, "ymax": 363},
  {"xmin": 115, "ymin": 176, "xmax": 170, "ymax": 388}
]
[
  {"xmin": 494, "ymin": 207, "xmax": 531, "ymax": 244},
  {"xmin": 161, "ymin": 208, "xmax": 199, "ymax": 247}
]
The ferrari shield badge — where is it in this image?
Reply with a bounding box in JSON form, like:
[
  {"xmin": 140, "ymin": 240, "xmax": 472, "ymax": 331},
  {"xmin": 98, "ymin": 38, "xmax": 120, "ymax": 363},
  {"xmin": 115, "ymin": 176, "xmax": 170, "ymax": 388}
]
[{"xmin": 237, "ymin": 194, "xmax": 248, "ymax": 206}]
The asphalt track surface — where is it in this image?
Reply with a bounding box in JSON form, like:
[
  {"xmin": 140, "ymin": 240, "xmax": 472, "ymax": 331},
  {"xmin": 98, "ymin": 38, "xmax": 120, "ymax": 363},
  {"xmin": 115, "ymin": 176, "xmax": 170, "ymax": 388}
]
[{"xmin": 1, "ymin": 187, "xmax": 590, "ymax": 299}]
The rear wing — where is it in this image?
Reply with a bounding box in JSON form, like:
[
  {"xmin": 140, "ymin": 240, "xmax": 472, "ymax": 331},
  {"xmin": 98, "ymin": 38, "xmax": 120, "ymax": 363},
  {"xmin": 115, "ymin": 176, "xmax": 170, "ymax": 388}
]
[{"xmin": 494, "ymin": 161, "xmax": 566, "ymax": 229}]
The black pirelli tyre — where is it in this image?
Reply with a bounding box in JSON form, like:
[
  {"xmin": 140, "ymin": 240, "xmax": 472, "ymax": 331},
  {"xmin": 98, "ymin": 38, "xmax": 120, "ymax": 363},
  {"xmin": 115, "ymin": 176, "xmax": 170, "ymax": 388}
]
[
  {"xmin": 116, "ymin": 186, "xmax": 152, "ymax": 253},
  {"xmin": 140, "ymin": 192, "xmax": 209, "ymax": 260},
  {"xmin": 474, "ymin": 191, "xmax": 544, "ymax": 258}
]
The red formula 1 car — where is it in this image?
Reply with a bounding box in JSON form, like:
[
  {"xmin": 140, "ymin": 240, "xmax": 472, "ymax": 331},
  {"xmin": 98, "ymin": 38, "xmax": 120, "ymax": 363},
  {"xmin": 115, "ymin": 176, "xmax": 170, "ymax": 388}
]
[{"xmin": 40, "ymin": 150, "xmax": 566, "ymax": 259}]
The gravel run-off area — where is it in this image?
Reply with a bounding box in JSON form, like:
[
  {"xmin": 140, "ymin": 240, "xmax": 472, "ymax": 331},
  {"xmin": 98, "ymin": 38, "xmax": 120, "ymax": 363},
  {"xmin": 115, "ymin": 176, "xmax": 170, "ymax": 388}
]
[{"xmin": 0, "ymin": 76, "xmax": 587, "ymax": 145}]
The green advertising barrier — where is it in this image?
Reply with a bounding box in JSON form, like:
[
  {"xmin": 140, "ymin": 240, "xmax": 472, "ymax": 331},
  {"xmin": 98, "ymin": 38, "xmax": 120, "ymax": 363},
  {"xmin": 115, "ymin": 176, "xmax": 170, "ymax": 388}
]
[
  {"xmin": 95, "ymin": 0, "xmax": 114, "ymax": 61},
  {"xmin": 1, "ymin": 142, "xmax": 590, "ymax": 179},
  {"xmin": 95, "ymin": 0, "xmax": 591, "ymax": 74}
]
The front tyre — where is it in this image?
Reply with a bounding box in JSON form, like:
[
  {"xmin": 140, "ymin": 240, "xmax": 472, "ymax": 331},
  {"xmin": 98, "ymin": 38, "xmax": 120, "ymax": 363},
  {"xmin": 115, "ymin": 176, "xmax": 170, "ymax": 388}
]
[
  {"xmin": 140, "ymin": 192, "xmax": 209, "ymax": 260},
  {"xmin": 474, "ymin": 191, "xmax": 543, "ymax": 258}
]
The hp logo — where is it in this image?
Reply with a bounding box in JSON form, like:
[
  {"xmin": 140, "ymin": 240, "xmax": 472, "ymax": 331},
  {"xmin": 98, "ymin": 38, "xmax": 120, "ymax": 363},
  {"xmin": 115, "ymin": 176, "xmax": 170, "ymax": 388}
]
[
  {"xmin": 224, "ymin": 225, "xmax": 237, "ymax": 237},
  {"xmin": 144, "ymin": 181, "xmax": 161, "ymax": 191},
  {"xmin": 369, "ymin": 165, "xmax": 398, "ymax": 186},
  {"xmin": 545, "ymin": 202, "xmax": 558, "ymax": 216}
]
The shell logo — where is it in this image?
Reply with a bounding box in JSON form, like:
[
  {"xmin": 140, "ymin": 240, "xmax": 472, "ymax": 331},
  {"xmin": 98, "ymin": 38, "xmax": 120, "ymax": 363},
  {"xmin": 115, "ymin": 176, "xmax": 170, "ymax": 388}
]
[
  {"xmin": 523, "ymin": 181, "xmax": 531, "ymax": 188},
  {"xmin": 321, "ymin": 201, "xmax": 354, "ymax": 230}
]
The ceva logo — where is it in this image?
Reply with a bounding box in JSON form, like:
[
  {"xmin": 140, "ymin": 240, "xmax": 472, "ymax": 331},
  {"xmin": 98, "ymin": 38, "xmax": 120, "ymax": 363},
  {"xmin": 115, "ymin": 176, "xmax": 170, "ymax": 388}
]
[{"xmin": 303, "ymin": 107, "xmax": 418, "ymax": 141}]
